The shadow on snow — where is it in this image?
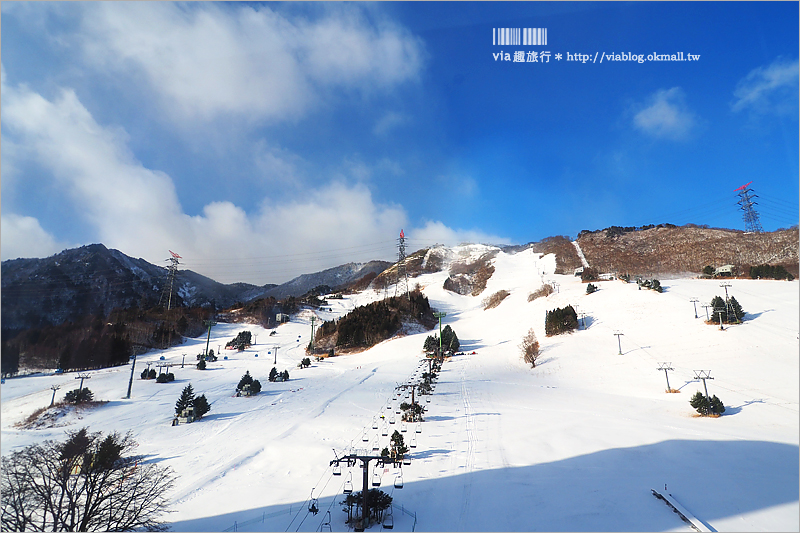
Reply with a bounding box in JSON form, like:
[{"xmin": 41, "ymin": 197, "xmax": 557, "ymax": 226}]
[{"xmin": 168, "ymin": 438, "xmax": 798, "ymax": 532}]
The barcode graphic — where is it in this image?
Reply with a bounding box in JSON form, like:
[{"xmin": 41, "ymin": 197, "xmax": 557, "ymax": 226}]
[{"xmin": 493, "ymin": 28, "xmax": 548, "ymax": 46}]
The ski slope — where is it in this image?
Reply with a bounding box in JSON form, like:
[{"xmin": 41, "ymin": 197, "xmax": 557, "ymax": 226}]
[{"xmin": 2, "ymin": 247, "xmax": 798, "ymax": 532}]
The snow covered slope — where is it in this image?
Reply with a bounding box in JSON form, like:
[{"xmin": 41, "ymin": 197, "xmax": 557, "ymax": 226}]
[{"xmin": 2, "ymin": 247, "xmax": 797, "ymax": 532}]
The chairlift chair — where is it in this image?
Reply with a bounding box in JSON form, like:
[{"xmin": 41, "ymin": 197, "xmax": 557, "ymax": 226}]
[
  {"xmin": 382, "ymin": 425, "xmax": 389, "ymax": 436},
  {"xmin": 383, "ymin": 513, "xmax": 394, "ymax": 530},
  {"xmin": 343, "ymin": 473, "xmax": 353, "ymax": 494},
  {"xmin": 415, "ymin": 424, "xmax": 422, "ymax": 433},
  {"xmin": 362, "ymin": 433, "xmax": 369, "ymax": 442},
  {"xmin": 410, "ymin": 435, "xmax": 417, "ymax": 448},
  {"xmin": 372, "ymin": 472, "xmax": 381, "ymax": 487},
  {"xmin": 403, "ymin": 456, "xmax": 411, "ymax": 466},
  {"xmin": 333, "ymin": 464, "xmax": 342, "ymax": 476},
  {"xmin": 372, "ymin": 417, "xmax": 379, "ymax": 429},
  {"xmin": 321, "ymin": 511, "xmax": 332, "ymax": 532},
  {"xmin": 389, "ymin": 415, "xmax": 395, "ymax": 424},
  {"xmin": 400, "ymin": 421, "xmax": 407, "ymax": 433},
  {"xmin": 394, "ymin": 474, "xmax": 404, "ymax": 489}
]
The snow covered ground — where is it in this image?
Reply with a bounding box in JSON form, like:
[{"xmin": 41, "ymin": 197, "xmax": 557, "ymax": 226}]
[{"xmin": 2, "ymin": 247, "xmax": 798, "ymax": 532}]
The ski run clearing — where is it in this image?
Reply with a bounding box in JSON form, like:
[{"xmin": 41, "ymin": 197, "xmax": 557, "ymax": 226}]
[{"xmin": 2, "ymin": 246, "xmax": 798, "ymax": 532}]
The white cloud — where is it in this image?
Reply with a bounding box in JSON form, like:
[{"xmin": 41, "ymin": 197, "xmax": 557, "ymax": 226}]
[
  {"xmin": 1, "ymin": 80, "xmax": 412, "ymax": 283},
  {"xmin": 409, "ymin": 221, "xmax": 511, "ymax": 247},
  {"xmin": 731, "ymin": 57, "xmax": 799, "ymax": 114},
  {"xmin": 1, "ymin": 214, "xmax": 71, "ymax": 260},
  {"xmin": 632, "ymin": 87, "xmax": 695, "ymax": 140},
  {"xmin": 75, "ymin": 3, "xmax": 424, "ymax": 122}
]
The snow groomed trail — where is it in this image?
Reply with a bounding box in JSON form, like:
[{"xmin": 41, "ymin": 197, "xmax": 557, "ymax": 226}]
[{"xmin": 2, "ymin": 246, "xmax": 797, "ymax": 531}]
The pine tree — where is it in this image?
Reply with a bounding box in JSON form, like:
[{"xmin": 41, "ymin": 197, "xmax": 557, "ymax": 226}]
[
  {"xmin": 709, "ymin": 395, "xmax": 725, "ymax": 415},
  {"xmin": 268, "ymin": 367, "xmax": 278, "ymax": 382},
  {"xmin": 689, "ymin": 391, "xmax": 710, "ymax": 415},
  {"xmin": 237, "ymin": 371, "xmax": 254, "ymax": 391},
  {"xmin": 175, "ymin": 384, "xmax": 195, "ymax": 415},
  {"xmin": 193, "ymin": 394, "xmax": 211, "ymax": 419},
  {"xmin": 729, "ymin": 296, "xmax": 745, "ymax": 322}
]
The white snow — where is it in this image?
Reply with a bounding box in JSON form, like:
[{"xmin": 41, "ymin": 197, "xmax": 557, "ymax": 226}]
[{"xmin": 2, "ymin": 249, "xmax": 797, "ymax": 532}]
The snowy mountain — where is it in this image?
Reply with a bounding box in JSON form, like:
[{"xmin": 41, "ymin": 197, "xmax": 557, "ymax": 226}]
[{"xmin": 2, "ymin": 244, "xmax": 797, "ymax": 531}]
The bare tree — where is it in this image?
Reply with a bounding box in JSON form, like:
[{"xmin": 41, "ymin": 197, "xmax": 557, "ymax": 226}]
[
  {"xmin": 520, "ymin": 328, "xmax": 540, "ymax": 367},
  {"xmin": 1, "ymin": 428, "xmax": 173, "ymax": 531}
]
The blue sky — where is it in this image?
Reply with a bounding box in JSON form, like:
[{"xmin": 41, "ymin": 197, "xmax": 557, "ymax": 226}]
[{"xmin": 2, "ymin": 2, "xmax": 797, "ymax": 284}]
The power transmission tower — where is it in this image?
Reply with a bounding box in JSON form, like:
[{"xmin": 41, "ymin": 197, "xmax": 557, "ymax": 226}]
[
  {"xmin": 394, "ymin": 229, "xmax": 410, "ymax": 299},
  {"xmin": 734, "ymin": 181, "xmax": 763, "ymax": 233},
  {"xmin": 689, "ymin": 297, "xmax": 699, "ymax": 319},
  {"xmin": 693, "ymin": 370, "xmax": 714, "ymax": 401},
  {"xmin": 657, "ymin": 363, "xmax": 674, "ymax": 392},
  {"xmin": 158, "ymin": 250, "xmax": 182, "ymax": 310}
]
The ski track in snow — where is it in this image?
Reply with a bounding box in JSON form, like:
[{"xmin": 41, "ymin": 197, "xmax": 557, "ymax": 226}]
[{"xmin": 2, "ymin": 245, "xmax": 797, "ymax": 532}]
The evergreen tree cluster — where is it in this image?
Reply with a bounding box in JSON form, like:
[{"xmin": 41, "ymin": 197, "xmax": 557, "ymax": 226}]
[
  {"xmin": 639, "ymin": 279, "xmax": 663, "ymax": 292},
  {"xmin": 3, "ymin": 306, "xmax": 212, "ymax": 375},
  {"xmin": 689, "ymin": 391, "xmax": 725, "ymax": 416},
  {"xmin": 423, "ymin": 324, "xmax": 460, "ymax": 353},
  {"xmin": 236, "ymin": 371, "xmax": 262, "ymax": 395},
  {"xmin": 155, "ymin": 372, "xmax": 175, "ymax": 383},
  {"xmin": 581, "ymin": 267, "xmax": 599, "ymax": 282},
  {"xmin": 750, "ymin": 264, "xmax": 794, "ymax": 281},
  {"xmin": 709, "ymin": 295, "xmax": 745, "ymax": 324},
  {"xmin": 64, "ymin": 388, "xmax": 94, "ymax": 404},
  {"xmin": 400, "ymin": 401, "xmax": 425, "ymax": 422},
  {"xmin": 586, "ymin": 283, "xmax": 598, "ymax": 294},
  {"xmin": 319, "ymin": 290, "xmax": 435, "ymax": 349},
  {"xmin": 174, "ymin": 384, "xmax": 211, "ymax": 419},
  {"xmin": 341, "ymin": 489, "xmax": 393, "ymax": 526},
  {"xmin": 141, "ymin": 368, "xmax": 158, "ymax": 380},
  {"xmin": 225, "ymin": 331, "xmax": 252, "ymax": 351},
  {"xmin": 268, "ymin": 367, "xmax": 290, "ymax": 382},
  {"xmin": 380, "ymin": 430, "xmax": 410, "ymax": 460},
  {"xmin": 545, "ymin": 305, "xmax": 578, "ymax": 336}
]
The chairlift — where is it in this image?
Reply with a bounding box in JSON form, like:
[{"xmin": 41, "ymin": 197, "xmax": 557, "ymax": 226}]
[
  {"xmin": 362, "ymin": 433, "xmax": 369, "ymax": 442},
  {"xmin": 372, "ymin": 439, "xmax": 379, "ymax": 452},
  {"xmin": 394, "ymin": 474, "xmax": 404, "ymax": 489},
  {"xmin": 403, "ymin": 456, "xmax": 411, "ymax": 466},
  {"xmin": 389, "ymin": 415, "xmax": 395, "ymax": 424},
  {"xmin": 320, "ymin": 511, "xmax": 332, "ymax": 532},
  {"xmin": 343, "ymin": 473, "xmax": 353, "ymax": 494},
  {"xmin": 415, "ymin": 424, "xmax": 422, "ymax": 434},
  {"xmin": 372, "ymin": 472, "xmax": 381, "ymax": 487},
  {"xmin": 410, "ymin": 435, "xmax": 417, "ymax": 448},
  {"xmin": 309, "ymin": 489, "xmax": 319, "ymax": 515},
  {"xmin": 382, "ymin": 425, "xmax": 389, "ymax": 436},
  {"xmin": 400, "ymin": 422, "xmax": 407, "ymax": 433},
  {"xmin": 372, "ymin": 417, "xmax": 379, "ymax": 429},
  {"xmin": 333, "ymin": 464, "xmax": 342, "ymax": 476},
  {"xmin": 383, "ymin": 513, "xmax": 394, "ymax": 530}
]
